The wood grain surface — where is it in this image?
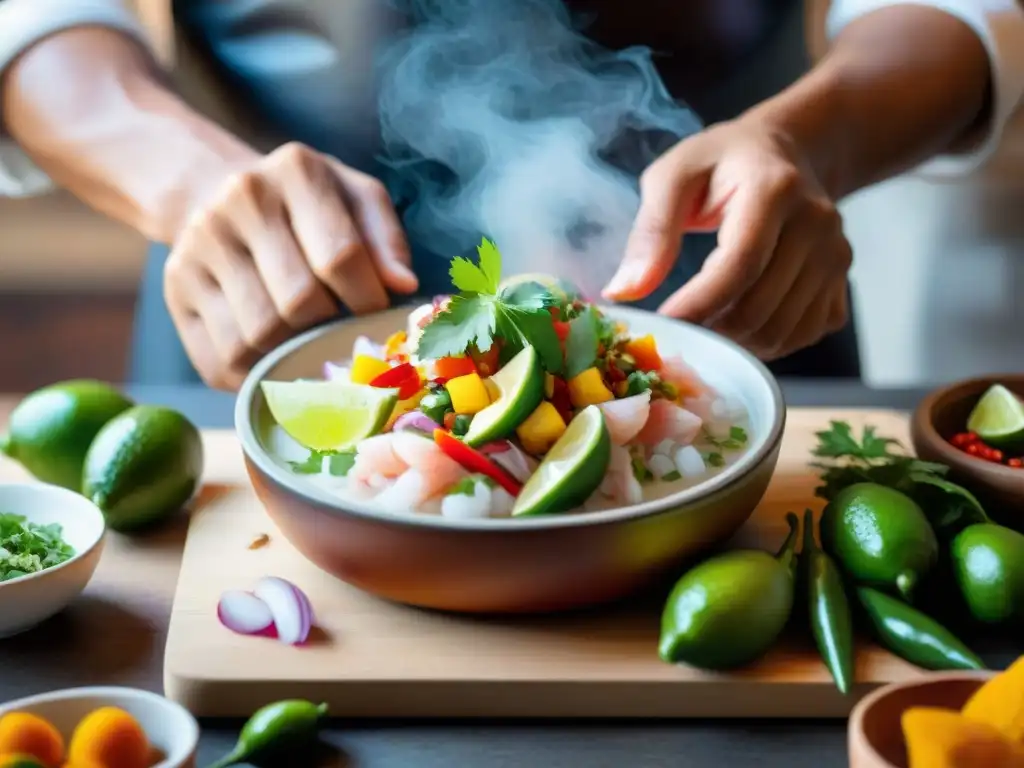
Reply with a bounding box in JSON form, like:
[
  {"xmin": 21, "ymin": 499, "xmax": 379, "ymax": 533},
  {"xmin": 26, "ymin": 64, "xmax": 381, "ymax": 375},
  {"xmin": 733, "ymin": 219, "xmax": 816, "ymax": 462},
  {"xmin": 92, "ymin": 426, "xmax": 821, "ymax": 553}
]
[{"xmin": 160, "ymin": 408, "xmax": 933, "ymax": 720}]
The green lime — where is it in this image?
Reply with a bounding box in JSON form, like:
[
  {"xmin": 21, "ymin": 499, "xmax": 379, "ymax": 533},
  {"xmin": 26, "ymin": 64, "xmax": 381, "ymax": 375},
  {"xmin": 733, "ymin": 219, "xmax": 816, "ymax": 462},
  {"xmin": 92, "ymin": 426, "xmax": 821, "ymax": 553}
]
[
  {"xmin": 0, "ymin": 379, "xmax": 134, "ymax": 490},
  {"xmin": 952, "ymin": 522, "xmax": 1024, "ymax": 626},
  {"xmin": 463, "ymin": 345, "xmax": 544, "ymax": 448},
  {"xmin": 261, "ymin": 381, "xmax": 399, "ymax": 452},
  {"xmin": 82, "ymin": 405, "xmax": 204, "ymax": 532},
  {"xmin": 512, "ymin": 405, "xmax": 611, "ymax": 516},
  {"xmin": 966, "ymin": 384, "xmax": 1024, "ymax": 446},
  {"xmin": 820, "ymin": 482, "xmax": 938, "ymax": 601}
]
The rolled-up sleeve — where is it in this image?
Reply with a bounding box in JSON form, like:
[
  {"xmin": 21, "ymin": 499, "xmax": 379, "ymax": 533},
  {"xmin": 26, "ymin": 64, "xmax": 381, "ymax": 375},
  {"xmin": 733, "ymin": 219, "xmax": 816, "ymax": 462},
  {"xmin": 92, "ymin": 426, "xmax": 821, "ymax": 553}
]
[
  {"xmin": 0, "ymin": 0, "xmax": 150, "ymax": 197},
  {"xmin": 828, "ymin": 0, "xmax": 1024, "ymax": 177}
]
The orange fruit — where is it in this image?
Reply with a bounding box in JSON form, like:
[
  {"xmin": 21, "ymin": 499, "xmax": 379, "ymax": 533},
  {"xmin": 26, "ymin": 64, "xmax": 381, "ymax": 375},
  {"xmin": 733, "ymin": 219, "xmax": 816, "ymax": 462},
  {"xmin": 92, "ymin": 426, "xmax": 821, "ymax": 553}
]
[
  {"xmin": 66, "ymin": 708, "xmax": 148, "ymax": 768},
  {"xmin": 0, "ymin": 713, "xmax": 65, "ymax": 767}
]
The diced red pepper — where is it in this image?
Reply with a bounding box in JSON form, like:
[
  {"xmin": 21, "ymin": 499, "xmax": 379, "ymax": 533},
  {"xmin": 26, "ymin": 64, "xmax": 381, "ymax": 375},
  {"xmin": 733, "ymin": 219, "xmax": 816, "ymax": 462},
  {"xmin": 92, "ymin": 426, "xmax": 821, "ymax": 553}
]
[
  {"xmin": 471, "ymin": 344, "xmax": 501, "ymax": 378},
  {"xmin": 369, "ymin": 362, "xmax": 422, "ymax": 400},
  {"xmin": 435, "ymin": 356, "xmax": 478, "ymax": 382},
  {"xmin": 553, "ymin": 320, "xmax": 571, "ymax": 343},
  {"xmin": 443, "ymin": 411, "xmax": 458, "ymax": 431},
  {"xmin": 548, "ymin": 376, "xmax": 573, "ymax": 423},
  {"xmin": 433, "ymin": 429, "xmax": 522, "ymax": 496}
]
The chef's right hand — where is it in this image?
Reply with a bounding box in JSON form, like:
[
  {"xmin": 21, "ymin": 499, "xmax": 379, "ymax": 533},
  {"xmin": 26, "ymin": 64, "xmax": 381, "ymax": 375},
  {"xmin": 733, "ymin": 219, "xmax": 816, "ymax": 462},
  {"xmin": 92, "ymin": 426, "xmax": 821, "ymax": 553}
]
[{"xmin": 164, "ymin": 142, "xmax": 419, "ymax": 390}]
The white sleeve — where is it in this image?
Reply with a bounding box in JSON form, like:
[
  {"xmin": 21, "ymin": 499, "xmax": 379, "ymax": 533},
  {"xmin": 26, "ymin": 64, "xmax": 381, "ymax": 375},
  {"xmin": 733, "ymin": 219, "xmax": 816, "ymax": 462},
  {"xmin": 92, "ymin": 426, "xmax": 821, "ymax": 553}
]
[
  {"xmin": 827, "ymin": 0, "xmax": 1024, "ymax": 177},
  {"xmin": 0, "ymin": 0, "xmax": 152, "ymax": 197}
]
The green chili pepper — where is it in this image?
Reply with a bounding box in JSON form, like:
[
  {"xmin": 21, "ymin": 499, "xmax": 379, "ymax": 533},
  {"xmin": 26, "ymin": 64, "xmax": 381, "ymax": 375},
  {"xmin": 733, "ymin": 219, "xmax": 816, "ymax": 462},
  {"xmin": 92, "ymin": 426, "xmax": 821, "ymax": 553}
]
[
  {"xmin": 206, "ymin": 699, "xmax": 328, "ymax": 768},
  {"xmin": 802, "ymin": 509, "xmax": 855, "ymax": 695},
  {"xmin": 451, "ymin": 413, "xmax": 473, "ymax": 437},
  {"xmin": 419, "ymin": 390, "xmax": 452, "ymax": 424},
  {"xmin": 855, "ymin": 587, "xmax": 986, "ymax": 671}
]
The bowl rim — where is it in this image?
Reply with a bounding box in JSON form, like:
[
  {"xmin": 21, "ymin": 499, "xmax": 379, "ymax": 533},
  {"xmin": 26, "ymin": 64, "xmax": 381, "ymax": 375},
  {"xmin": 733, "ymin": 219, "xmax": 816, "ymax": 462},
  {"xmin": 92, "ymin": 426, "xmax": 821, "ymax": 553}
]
[
  {"xmin": 913, "ymin": 373, "xmax": 1024, "ymax": 480},
  {"xmin": 0, "ymin": 685, "xmax": 200, "ymax": 765},
  {"xmin": 847, "ymin": 670, "xmax": 993, "ymax": 767},
  {"xmin": 236, "ymin": 304, "xmax": 787, "ymax": 531},
  {"xmin": 0, "ymin": 481, "xmax": 107, "ymax": 589}
]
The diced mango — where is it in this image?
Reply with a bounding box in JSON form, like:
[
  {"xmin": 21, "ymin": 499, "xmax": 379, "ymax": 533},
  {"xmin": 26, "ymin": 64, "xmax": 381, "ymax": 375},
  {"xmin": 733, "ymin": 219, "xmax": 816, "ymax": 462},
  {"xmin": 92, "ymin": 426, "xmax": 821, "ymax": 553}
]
[
  {"xmin": 567, "ymin": 367, "xmax": 614, "ymax": 408},
  {"xmin": 624, "ymin": 334, "xmax": 663, "ymax": 372},
  {"xmin": 516, "ymin": 401, "xmax": 567, "ymax": 455},
  {"xmin": 384, "ymin": 331, "xmax": 408, "ymax": 360},
  {"xmin": 446, "ymin": 373, "xmax": 492, "ymax": 415},
  {"xmin": 351, "ymin": 355, "xmax": 392, "ymax": 385}
]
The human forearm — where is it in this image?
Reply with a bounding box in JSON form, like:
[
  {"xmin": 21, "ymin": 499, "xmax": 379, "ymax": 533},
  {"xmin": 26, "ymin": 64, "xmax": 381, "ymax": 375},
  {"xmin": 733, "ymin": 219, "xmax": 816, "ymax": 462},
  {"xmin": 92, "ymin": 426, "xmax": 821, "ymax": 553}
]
[
  {"xmin": 744, "ymin": 4, "xmax": 992, "ymax": 198},
  {"xmin": 1, "ymin": 27, "xmax": 258, "ymax": 243}
]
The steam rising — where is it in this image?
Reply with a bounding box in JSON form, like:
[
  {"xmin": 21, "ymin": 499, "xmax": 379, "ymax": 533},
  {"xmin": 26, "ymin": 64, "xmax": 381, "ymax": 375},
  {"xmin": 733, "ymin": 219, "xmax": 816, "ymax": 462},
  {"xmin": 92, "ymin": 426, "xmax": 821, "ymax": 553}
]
[{"xmin": 376, "ymin": 0, "xmax": 702, "ymax": 297}]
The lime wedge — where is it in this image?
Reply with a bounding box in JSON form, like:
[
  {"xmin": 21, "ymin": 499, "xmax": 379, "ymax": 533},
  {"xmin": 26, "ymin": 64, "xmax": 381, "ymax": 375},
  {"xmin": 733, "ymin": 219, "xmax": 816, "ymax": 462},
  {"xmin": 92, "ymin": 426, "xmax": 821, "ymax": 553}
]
[
  {"xmin": 967, "ymin": 384, "xmax": 1024, "ymax": 446},
  {"xmin": 261, "ymin": 380, "xmax": 398, "ymax": 452},
  {"xmin": 463, "ymin": 345, "xmax": 544, "ymax": 448},
  {"xmin": 512, "ymin": 405, "xmax": 611, "ymax": 516}
]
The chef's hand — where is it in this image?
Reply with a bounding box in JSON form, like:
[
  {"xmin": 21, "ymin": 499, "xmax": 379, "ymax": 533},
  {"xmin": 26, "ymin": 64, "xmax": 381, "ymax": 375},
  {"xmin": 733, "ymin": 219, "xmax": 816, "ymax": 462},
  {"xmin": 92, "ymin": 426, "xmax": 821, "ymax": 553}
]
[
  {"xmin": 164, "ymin": 142, "xmax": 418, "ymax": 390},
  {"xmin": 602, "ymin": 118, "xmax": 852, "ymax": 361}
]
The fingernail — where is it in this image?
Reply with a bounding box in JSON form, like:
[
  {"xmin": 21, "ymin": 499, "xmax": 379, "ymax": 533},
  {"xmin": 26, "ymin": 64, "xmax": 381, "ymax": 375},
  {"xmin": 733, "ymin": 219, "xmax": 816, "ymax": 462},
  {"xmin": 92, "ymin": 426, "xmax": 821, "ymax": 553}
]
[{"xmin": 602, "ymin": 264, "xmax": 642, "ymax": 298}]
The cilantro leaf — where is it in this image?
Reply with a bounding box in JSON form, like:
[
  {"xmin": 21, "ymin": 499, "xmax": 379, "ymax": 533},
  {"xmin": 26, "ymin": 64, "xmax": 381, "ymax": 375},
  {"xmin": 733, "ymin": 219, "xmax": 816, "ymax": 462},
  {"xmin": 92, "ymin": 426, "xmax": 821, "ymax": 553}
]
[
  {"xmin": 288, "ymin": 449, "xmax": 357, "ymax": 476},
  {"xmin": 500, "ymin": 281, "xmax": 557, "ymax": 311},
  {"xmin": 416, "ymin": 294, "xmax": 498, "ymax": 360},
  {"xmin": 564, "ymin": 306, "xmax": 600, "ymax": 379},
  {"xmin": 448, "ymin": 237, "xmax": 502, "ymax": 295},
  {"xmin": 496, "ymin": 305, "xmax": 564, "ymax": 375},
  {"xmin": 476, "ymin": 237, "xmax": 502, "ymax": 293},
  {"xmin": 0, "ymin": 513, "xmax": 75, "ymax": 582},
  {"xmin": 631, "ymin": 455, "xmax": 653, "ymax": 483},
  {"xmin": 625, "ymin": 370, "xmax": 660, "ymax": 397},
  {"xmin": 447, "ymin": 474, "xmax": 496, "ymax": 496},
  {"xmin": 812, "ymin": 421, "xmax": 901, "ymax": 461}
]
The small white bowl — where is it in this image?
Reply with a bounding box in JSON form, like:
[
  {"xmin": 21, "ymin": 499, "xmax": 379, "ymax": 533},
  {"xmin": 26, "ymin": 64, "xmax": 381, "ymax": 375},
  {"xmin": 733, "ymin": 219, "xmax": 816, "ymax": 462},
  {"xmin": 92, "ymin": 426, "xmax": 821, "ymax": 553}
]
[
  {"xmin": 0, "ymin": 482, "xmax": 106, "ymax": 638},
  {"xmin": 0, "ymin": 686, "xmax": 199, "ymax": 767}
]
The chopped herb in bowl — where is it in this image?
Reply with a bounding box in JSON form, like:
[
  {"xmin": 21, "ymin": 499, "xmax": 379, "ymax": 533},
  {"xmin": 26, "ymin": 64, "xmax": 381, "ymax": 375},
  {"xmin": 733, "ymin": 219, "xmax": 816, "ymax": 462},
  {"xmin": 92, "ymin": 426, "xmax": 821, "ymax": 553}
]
[{"xmin": 0, "ymin": 512, "xmax": 76, "ymax": 582}]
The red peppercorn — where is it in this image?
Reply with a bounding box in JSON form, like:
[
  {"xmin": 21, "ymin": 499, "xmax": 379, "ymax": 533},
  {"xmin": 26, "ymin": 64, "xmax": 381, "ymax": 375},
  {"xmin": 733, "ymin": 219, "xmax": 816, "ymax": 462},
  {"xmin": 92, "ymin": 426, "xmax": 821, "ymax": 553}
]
[
  {"xmin": 990, "ymin": 449, "xmax": 1004, "ymax": 462},
  {"xmin": 950, "ymin": 432, "xmax": 975, "ymax": 448},
  {"xmin": 966, "ymin": 443, "xmax": 982, "ymax": 456},
  {"xmin": 1008, "ymin": 458, "xmax": 1023, "ymax": 468}
]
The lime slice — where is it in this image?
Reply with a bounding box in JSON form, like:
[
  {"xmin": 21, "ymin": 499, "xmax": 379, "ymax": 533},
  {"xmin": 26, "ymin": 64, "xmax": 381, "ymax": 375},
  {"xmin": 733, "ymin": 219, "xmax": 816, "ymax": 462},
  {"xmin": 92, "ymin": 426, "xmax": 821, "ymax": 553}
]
[
  {"xmin": 261, "ymin": 380, "xmax": 398, "ymax": 452},
  {"xmin": 967, "ymin": 384, "xmax": 1024, "ymax": 446},
  {"xmin": 463, "ymin": 345, "xmax": 544, "ymax": 448},
  {"xmin": 512, "ymin": 405, "xmax": 611, "ymax": 516}
]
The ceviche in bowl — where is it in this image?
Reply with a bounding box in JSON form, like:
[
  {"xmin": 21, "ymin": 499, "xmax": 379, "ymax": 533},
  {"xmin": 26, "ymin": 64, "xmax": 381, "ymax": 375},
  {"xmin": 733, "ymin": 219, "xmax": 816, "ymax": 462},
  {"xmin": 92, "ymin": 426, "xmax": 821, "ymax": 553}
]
[{"xmin": 236, "ymin": 238, "xmax": 784, "ymax": 612}]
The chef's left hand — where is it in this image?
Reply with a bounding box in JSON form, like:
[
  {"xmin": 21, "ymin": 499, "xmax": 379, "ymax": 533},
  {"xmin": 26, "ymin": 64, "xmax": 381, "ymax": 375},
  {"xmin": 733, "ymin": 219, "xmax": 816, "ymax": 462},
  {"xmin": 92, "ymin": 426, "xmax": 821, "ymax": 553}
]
[{"xmin": 602, "ymin": 117, "xmax": 852, "ymax": 361}]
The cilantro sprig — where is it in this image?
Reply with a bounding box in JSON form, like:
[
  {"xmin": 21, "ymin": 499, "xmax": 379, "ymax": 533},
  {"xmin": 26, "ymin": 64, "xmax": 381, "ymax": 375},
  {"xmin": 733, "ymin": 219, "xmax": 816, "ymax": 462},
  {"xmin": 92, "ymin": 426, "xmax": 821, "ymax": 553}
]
[
  {"xmin": 415, "ymin": 238, "xmax": 564, "ymax": 374},
  {"xmin": 811, "ymin": 420, "xmax": 988, "ymax": 538},
  {"xmin": 0, "ymin": 513, "xmax": 75, "ymax": 582}
]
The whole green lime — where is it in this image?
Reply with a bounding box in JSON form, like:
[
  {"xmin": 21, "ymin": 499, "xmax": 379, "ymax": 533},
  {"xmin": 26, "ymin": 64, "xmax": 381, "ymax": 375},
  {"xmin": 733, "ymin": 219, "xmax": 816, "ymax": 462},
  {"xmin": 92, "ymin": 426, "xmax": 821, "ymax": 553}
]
[
  {"xmin": 820, "ymin": 482, "xmax": 938, "ymax": 601},
  {"xmin": 951, "ymin": 522, "xmax": 1024, "ymax": 625},
  {"xmin": 658, "ymin": 549, "xmax": 795, "ymax": 669},
  {"xmin": 0, "ymin": 379, "xmax": 134, "ymax": 490},
  {"xmin": 82, "ymin": 405, "xmax": 203, "ymax": 532}
]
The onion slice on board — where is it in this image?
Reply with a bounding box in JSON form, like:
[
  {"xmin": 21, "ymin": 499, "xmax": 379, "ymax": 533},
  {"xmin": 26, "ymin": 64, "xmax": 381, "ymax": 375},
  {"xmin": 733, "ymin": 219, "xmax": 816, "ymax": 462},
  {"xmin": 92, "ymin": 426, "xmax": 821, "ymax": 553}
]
[
  {"xmin": 217, "ymin": 590, "xmax": 274, "ymax": 635},
  {"xmin": 253, "ymin": 576, "xmax": 315, "ymax": 645}
]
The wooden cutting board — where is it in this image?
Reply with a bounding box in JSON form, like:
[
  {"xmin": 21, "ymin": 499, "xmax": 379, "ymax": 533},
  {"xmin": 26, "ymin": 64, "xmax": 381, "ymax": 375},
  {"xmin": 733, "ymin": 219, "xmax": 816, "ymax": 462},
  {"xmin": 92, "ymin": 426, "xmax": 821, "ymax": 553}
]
[{"xmin": 164, "ymin": 408, "xmax": 931, "ymax": 719}]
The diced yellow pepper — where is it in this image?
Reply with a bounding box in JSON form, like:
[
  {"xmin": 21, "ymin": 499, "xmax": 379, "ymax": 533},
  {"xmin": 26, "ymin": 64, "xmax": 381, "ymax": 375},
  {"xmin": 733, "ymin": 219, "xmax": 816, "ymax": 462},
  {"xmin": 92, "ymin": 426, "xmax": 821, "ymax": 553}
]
[
  {"xmin": 516, "ymin": 401, "xmax": 567, "ymax": 455},
  {"xmin": 385, "ymin": 389, "xmax": 426, "ymax": 430},
  {"xmin": 446, "ymin": 373, "xmax": 492, "ymax": 415},
  {"xmin": 544, "ymin": 372, "xmax": 556, "ymax": 399},
  {"xmin": 567, "ymin": 367, "xmax": 614, "ymax": 408},
  {"xmin": 351, "ymin": 355, "xmax": 392, "ymax": 385}
]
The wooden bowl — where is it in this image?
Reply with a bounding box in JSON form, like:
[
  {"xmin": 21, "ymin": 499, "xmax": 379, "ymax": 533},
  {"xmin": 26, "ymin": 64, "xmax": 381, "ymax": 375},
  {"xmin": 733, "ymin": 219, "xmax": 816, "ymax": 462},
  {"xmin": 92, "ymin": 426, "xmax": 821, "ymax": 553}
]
[
  {"xmin": 848, "ymin": 671, "xmax": 992, "ymax": 768},
  {"xmin": 911, "ymin": 374, "xmax": 1024, "ymax": 525},
  {"xmin": 235, "ymin": 305, "xmax": 785, "ymax": 614}
]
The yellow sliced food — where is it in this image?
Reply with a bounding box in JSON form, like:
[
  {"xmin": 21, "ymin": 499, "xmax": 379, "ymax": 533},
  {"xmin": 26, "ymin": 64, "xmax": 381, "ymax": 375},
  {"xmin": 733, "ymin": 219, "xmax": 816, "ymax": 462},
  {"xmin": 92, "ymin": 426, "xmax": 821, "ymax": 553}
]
[
  {"xmin": 568, "ymin": 367, "xmax": 614, "ymax": 408},
  {"xmin": 516, "ymin": 401, "xmax": 567, "ymax": 455}
]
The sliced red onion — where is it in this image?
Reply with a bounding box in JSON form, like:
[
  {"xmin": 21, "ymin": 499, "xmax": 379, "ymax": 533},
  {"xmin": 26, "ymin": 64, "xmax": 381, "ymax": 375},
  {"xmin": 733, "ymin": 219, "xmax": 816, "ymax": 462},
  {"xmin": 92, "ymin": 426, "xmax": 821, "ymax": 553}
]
[
  {"xmin": 253, "ymin": 576, "xmax": 314, "ymax": 645},
  {"xmin": 353, "ymin": 335, "xmax": 385, "ymax": 360},
  {"xmin": 323, "ymin": 361, "xmax": 351, "ymax": 381},
  {"xmin": 490, "ymin": 443, "xmax": 536, "ymax": 483},
  {"xmin": 392, "ymin": 411, "xmax": 441, "ymax": 433},
  {"xmin": 218, "ymin": 590, "xmax": 274, "ymax": 635}
]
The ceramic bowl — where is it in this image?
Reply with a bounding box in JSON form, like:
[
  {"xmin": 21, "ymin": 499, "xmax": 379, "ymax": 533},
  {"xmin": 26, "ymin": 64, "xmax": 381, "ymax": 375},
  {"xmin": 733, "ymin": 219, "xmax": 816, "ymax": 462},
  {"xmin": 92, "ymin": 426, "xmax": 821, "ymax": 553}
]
[
  {"xmin": 0, "ymin": 482, "xmax": 106, "ymax": 638},
  {"xmin": 847, "ymin": 671, "xmax": 992, "ymax": 768},
  {"xmin": 236, "ymin": 304, "xmax": 786, "ymax": 613},
  {"xmin": 911, "ymin": 374, "xmax": 1024, "ymax": 523},
  {"xmin": 0, "ymin": 686, "xmax": 199, "ymax": 767}
]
